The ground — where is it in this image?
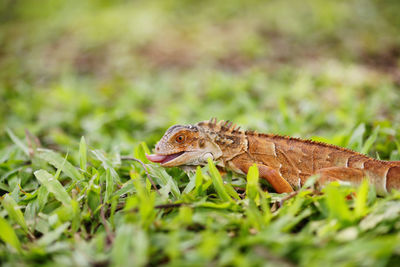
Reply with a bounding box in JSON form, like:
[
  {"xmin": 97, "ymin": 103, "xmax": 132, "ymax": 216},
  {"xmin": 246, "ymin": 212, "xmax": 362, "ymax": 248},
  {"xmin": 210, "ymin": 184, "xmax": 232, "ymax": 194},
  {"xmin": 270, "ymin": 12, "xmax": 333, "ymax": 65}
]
[{"xmin": 1, "ymin": 0, "xmax": 400, "ymax": 266}]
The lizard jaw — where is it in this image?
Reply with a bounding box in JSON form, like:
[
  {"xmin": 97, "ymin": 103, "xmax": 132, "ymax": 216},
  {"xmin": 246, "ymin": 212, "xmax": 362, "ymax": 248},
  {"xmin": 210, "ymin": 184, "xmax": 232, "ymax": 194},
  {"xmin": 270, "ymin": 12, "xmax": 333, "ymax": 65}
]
[
  {"xmin": 146, "ymin": 151, "xmax": 186, "ymax": 166},
  {"xmin": 146, "ymin": 150, "xmax": 212, "ymax": 167}
]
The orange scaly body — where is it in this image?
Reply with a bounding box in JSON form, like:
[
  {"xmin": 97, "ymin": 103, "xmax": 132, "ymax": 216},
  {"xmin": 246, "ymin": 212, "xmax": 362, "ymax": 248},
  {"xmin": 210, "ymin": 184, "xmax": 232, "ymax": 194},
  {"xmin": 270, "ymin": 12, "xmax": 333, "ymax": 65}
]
[{"xmin": 147, "ymin": 119, "xmax": 400, "ymax": 195}]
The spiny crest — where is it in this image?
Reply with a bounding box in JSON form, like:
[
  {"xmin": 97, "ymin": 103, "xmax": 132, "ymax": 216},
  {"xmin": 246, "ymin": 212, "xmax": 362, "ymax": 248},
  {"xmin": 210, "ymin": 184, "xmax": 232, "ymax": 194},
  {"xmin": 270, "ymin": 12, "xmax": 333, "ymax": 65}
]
[
  {"xmin": 196, "ymin": 118, "xmax": 247, "ymax": 149},
  {"xmin": 205, "ymin": 118, "xmax": 243, "ymax": 133},
  {"xmin": 245, "ymin": 130, "xmax": 372, "ymax": 158},
  {"xmin": 209, "ymin": 117, "xmax": 218, "ymax": 124},
  {"xmin": 244, "ymin": 129, "xmax": 259, "ymax": 136}
]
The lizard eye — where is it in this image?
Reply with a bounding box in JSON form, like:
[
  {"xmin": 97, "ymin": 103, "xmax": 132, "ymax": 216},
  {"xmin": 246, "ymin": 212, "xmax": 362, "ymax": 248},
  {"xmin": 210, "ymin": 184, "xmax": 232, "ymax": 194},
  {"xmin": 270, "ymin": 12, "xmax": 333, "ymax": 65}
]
[{"xmin": 175, "ymin": 135, "xmax": 185, "ymax": 143}]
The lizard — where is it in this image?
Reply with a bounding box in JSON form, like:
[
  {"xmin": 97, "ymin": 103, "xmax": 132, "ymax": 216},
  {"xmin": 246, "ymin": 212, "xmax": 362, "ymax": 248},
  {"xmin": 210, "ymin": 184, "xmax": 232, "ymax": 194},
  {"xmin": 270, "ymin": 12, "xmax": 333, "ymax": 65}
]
[{"xmin": 146, "ymin": 118, "xmax": 400, "ymax": 195}]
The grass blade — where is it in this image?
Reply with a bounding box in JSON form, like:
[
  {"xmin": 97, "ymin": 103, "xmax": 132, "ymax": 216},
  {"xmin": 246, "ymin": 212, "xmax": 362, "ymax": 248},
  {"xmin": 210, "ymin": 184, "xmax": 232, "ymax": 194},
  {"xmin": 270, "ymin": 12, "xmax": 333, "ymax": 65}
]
[
  {"xmin": 38, "ymin": 222, "xmax": 70, "ymax": 246},
  {"xmin": 348, "ymin": 124, "xmax": 365, "ymax": 151},
  {"xmin": 223, "ymin": 183, "xmax": 241, "ymax": 200},
  {"xmin": 134, "ymin": 142, "xmax": 151, "ymax": 163},
  {"xmin": 207, "ymin": 158, "xmax": 232, "ymax": 202},
  {"xmin": 91, "ymin": 149, "xmax": 120, "ymax": 183},
  {"xmin": 112, "ymin": 180, "xmax": 135, "ymax": 198},
  {"xmin": 79, "ymin": 136, "xmax": 87, "ymax": 172},
  {"xmin": 112, "ymin": 224, "xmax": 133, "ymax": 267},
  {"xmin": 182, "ymin": 172, "xmax": 196, "ymax": 194},
  {"xmin": 36, "ymin": 149, "xmax": 83, "ymax": 180},
  {"xmin": 194, "ymin": 166, "xmax": 205, "ymax": 195},
  {"xmin": 324, "ymin": 184, "xmax": 352, "ymax": 224},
  {"xmin": 34, "ymin": 170, "xmax": 72, "ymax": 207},
  {"xmin": 6, "ymin": 128, "xmax": 29, "ymax": 156},
  {"xmin": 246, "ymin": 164, "xmax": 259, "ymax": 201},
  {"xmin": 147, "ymin": 165, "xmax": 180, "ymax": 199},
  {"xmin": 361, "ymin": 126, "xmax": 380, "ymax": 154},
  {"xmin": 0, "ymin": 217, "xmax": 22, "ymax": 253},
  {"xmin": 355, "ymin": 179, "xmax": 369, "ymax": 218},
  {"xmin": 104, "ymin": 168, "xmax": 114, "ymax": 203},
  {"xmin": 132, "ymin": 178, "xmax": 156, "ymax": 228},
  {"xmin": 2, "ymin": 194, "xmax": 29, "ymax": 233}
]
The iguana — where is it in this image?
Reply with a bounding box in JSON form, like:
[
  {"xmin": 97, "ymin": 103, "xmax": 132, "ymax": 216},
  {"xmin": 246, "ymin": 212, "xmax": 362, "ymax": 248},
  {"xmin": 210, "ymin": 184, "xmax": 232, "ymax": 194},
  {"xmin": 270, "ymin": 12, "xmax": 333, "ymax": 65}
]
[{"xmin": 146, "ymin": 119, "xmax": 400, "ymax": 195}]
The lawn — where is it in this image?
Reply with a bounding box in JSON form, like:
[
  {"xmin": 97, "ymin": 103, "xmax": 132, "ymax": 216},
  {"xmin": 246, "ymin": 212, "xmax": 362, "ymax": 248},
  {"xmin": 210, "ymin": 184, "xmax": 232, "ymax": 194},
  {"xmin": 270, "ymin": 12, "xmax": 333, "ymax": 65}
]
[{"xmin": 1, "ymin": 0, "xmax": 400, "ymax": 266}]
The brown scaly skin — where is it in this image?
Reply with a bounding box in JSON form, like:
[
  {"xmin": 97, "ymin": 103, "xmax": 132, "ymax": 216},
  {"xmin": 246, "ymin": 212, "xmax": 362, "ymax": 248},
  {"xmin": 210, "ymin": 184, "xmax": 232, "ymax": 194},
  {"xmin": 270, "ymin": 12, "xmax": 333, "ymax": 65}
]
[{"xmin": 146, "ymin": 119, "xmax": 400, "ymax": 195}]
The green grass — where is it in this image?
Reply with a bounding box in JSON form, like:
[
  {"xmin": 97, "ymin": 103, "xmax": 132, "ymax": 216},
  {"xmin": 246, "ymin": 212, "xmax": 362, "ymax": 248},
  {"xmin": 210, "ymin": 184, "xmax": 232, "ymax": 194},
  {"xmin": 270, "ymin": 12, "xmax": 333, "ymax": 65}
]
[{"xmin": 1, "ymin": 0, "xmax": 400, "ymax": 266}]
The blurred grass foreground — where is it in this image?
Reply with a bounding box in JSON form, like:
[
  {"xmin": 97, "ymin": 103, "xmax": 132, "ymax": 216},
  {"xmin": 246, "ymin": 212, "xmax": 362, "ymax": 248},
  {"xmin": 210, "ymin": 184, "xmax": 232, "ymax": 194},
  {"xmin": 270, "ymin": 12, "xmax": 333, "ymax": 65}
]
[{"xmin": 1, "ymin": 0, "xmax": 400, "ymax": 266}]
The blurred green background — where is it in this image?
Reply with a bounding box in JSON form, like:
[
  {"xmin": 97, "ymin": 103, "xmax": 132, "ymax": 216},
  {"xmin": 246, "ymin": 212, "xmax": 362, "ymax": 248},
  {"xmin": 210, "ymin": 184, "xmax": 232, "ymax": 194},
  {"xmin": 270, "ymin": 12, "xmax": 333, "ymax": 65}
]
[{"xmin": 1, "ymin": 0, "xmax": 399, "ymax": 156}]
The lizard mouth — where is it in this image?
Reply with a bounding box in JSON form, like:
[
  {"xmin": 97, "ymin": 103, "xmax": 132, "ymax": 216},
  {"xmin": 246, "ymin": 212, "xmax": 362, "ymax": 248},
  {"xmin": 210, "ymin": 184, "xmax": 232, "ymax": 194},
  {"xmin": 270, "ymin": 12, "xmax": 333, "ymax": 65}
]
[{"xmin": 146, "ymin": 151, "xmax": 185, "ymax": 165}]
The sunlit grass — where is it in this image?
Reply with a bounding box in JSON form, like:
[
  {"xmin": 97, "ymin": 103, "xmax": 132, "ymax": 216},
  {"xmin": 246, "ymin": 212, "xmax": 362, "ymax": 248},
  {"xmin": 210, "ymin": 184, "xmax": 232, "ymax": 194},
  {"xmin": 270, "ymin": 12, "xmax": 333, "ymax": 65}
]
[{"xmin": 1, "ymin": 0, "xmax": 400, "ymax": 266}]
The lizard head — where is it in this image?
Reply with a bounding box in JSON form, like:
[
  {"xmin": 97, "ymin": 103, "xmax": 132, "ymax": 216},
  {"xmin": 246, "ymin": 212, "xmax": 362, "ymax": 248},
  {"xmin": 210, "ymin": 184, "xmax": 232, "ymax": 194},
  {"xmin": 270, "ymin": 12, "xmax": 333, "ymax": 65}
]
[{"xmin": 146, "ymin": 123, "xmax": 223, "ymax": 167}]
